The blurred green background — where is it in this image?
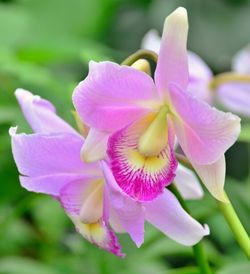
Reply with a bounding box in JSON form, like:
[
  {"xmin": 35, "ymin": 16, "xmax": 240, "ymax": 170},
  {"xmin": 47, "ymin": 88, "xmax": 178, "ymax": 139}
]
[{"xmin": 0, "ymin": 0, "xmax": 250, "ymax": 273}]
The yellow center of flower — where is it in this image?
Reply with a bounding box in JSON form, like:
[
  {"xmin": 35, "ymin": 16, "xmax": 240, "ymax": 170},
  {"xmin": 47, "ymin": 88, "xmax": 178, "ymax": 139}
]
[{"xmin": 138, "ymin": 106, "xmax": 169, "ymax": 156}]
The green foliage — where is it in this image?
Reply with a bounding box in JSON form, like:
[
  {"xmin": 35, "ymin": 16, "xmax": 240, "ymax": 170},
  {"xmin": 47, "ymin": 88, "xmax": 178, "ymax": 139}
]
[{"xmin": 0, "ymin": 0, "xmax": 250, "ymax": 273}]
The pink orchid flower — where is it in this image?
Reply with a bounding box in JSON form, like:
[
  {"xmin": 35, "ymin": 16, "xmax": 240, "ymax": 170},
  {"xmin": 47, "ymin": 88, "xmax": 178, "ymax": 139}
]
[
  {"xmin": 73, "ymin": 7, "xmax": 241, "ymax": 202},
  {"xmin": 10, "ymin": 89, "xmax": 209, "ymax": 256},
  {"xmin": 142, "ymin": 29, "xmax": 250, "ymax": 118},
  {"xmin": 218, "ymin": 44, "xmax": 250, "ymax": 117}
]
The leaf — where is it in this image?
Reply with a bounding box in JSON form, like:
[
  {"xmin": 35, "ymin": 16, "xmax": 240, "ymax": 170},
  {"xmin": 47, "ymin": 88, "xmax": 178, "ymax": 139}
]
[
  {"xmin": 218, "ymin": 262, "xmax": 250, "ymax": 274},
  {"xmin": 0, "ymin": 106, "xmax": 19, "ymax": 124},
  {"xmin": 165, "ymin": 267, "xmax": 200, "ymax": 274},
  {"xmin": 0, "ymin": 257, "xmax": 61, "ymax": 274},
  {"xmin": 238, "ymin": 124, "xmax": 250, "ymax": 142},
  {"xmin": 30, "ymin": 196, "xmax": 69, "ymax": 242}
]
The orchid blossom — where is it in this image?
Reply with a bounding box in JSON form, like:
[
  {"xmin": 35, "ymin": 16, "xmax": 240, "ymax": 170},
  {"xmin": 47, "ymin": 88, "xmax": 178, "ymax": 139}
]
[
  {"xmin": 142, "ymin": 29, "xmax": 250, "ymax": 118},
  {"xmin": 73, "ymin": 7, "xmax": 240, "ymax": 202},
  {"xmin": 10, "ymin": 89, "xmax": 209, "ymax": 256},
  {"xmin": 217, "ymin": 45, "xmax": 250, "ymax": 117}
]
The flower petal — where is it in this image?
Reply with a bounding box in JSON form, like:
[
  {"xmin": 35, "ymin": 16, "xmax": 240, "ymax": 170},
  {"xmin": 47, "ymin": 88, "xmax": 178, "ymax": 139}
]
[
  {"xmin": 187, "ymin": 81, "xmax": 213, "ymax": 105},
  {"xmin": 174, "ymin": 164, "xmax": 204, "ymax": 200},
  {"xmin": 69, "ymin": 214, "xmax": 124, "ymax": 257},
  {"xmin": 19, "ymin": 174, "xmax": 89, "ymax": 197},
  {"xmin": 191, "ymin": 155, "xmax": 228, "ymax": 202},
  {"xmin": 232, "ymin": 44, "xmax": 250, "ymax": 74},
  {"xmin": 80, "ymin": 129, "xmax": 109, "ymax": 162},
  {"xmin": 101, "ymin": 161, "xmax": 145, "ymax": 247},
  {"xmin": 15, "ymin": 89, "xmax": 78, "ymax": 134},
  {"xmin": 141, "ymin": 29, "xmax": 161, "ymax": 53},
  {"xmin": 188, "ymin": 51, "xmax": 212, "ymax": 83},
  {"xmin": 107, "ymin": 115, "xmax": 177, "ymax": 201},
  {"xmin": 10, "ymin": 127, "xmax": 100, "ymax": 196},
  {"xmin": 155, "ymin": 7, "xmax": 189, "ymax": 98},
  {"xmin": 73, "ymin": 61, "xmax": 158, "ymax": 132},
  {"xmin": 144, "ymin": 189, "xmax": 209, "ymax": 246},
  {"xmin": 109, "ymin": 207, "xmax": 126, "ymax": 233},
  {"xmin": 59, "ymin": 179, "xmax": 104, "ymax": 223},
  {"xmin": 187, "ymin": 51, "xmax": 213, "ymax": 104},
  {"xmin": 169, "ymin": 83, "xmax": 241, "ymax": 165},
  {"xmin": 217, "ymin": 82, "xmax": 250, "ymax": 117}
]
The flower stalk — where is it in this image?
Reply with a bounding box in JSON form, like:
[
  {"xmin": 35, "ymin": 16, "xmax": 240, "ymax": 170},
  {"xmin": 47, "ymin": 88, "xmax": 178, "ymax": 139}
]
[
  {"xmin": 217, "ymin": 192, "xmax": 250, "ymax": 259},
  {"xmin": 121, "ymin": 49, "xmax": 158, "ymax": 66},
  {"xmin": 175, "ymin": 153, "xmax": 250, "ymax": 260},
  {"xmin": 169, "ymin": 184, "xmax": 213, "ymax": 274}
]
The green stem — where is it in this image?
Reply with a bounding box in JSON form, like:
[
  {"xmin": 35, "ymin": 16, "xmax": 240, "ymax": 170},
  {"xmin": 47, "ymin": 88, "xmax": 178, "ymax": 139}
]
[
  {"xmin": 175, "ymin": 153, "xmax": 250, "ymax": 260},
  {"xmin": 169, "ymin": 185, "xmax": 213, "ymax": 274},
  {"xmin": 121, "ymin": 49, "xmax": 158, "ymax": 66},
  {"xmin": 209, "ymin": 72, "xmax": 250, "ymax": 90},
  {"xmin": 175, "ymin": 153, "xmax": 193, "ymax": 170},
  {"xmin": 217, "ymin": 192, "xmax": 250, "ymax": 259}
]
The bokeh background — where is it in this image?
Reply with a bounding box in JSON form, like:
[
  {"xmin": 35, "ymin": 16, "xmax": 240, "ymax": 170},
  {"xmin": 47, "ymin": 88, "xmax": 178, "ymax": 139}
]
[{"xmin": 0, "ymin": 0, "xmax": 250, "ymax": 273}]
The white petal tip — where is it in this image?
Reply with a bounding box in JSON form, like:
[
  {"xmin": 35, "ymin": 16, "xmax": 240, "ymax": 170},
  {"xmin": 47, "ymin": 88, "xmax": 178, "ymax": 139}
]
[
  {"xmin": 166, "ymin": 7, "xmax": 188, "ymax": 24},
  {"xmin": 89, "ymin": 60, "xmax": 98, "ymax": 69},
  {"xmin": 203, "ymin": 224, "xmax": 210, "ymax": 236},
  {"xmin": 14, "ymin": 88, "xmax": 40, "ymax": 104},
  {"xmin": 15, "ymin": 88, "xmax": 28, "ymax": 95},
  {"xmin": 175, "ymin": 7, "xmax": 187, "ymax": 16},
  {"xmin": 135, "ymin": 239, "xmax": 144, "ymax": 248},
  {"xmin": 14, "ymin": 88, "xmax": 33, "ymax": 99},
  {"xmin": 9, "ymin": 126, "xmax": 18, "ymax": 136},
  {"xmin": 80, "ymin": 148, "xmax": 101, "ymax": 163}
]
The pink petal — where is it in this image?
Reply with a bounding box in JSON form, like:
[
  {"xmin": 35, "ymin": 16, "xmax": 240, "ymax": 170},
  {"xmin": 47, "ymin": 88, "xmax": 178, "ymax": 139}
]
[
  {"xmin": 10, "ymin": 127, "xmax": 100, "ymax": 196},
  {"xmin": 107, "ymin": 116, "xmax": 177, "ymax": 201},
  {"xmin": 174, "ymin": 164, "xmax": 204, "ymax": 200},
  {"xmin": 144, "ymin": 189, "xmax": 209, "ymax": 246},
  {"xmin": 187, "ymin": 51, "xmax": 213, "ymax": 104},
  {"xmin": 188, "ymin": 51, "xmax": 212, "ymax": 83},
  {"xmin": 191, "ymin": 155, "xmax": 228, "ymax": 202},
  {"xmin": 141, "ymin": 29, "xmax": 161, "ymax": 53},
  {"xmin": 73, "ymin": 61, "xmax": 158, "ymax": 132},
  {"xmin": 19, "ymin": 174, "xmax": 89, "ymax": 197},
  {"xmin": 217, "ymin": 82, "xmax": 250, "ymax": 117},
  {"xmin": 109, "ymin": 207, "xmax": 126, "ymax": 233},
  {"xmin": 169, "ymin": 83, "xmax": 241, "ymax": 165},
  {"xmin": 187, "ymin": 81, "xmax": 213, "ymax": 105},
  {"xmin": 15, "ymin": 89, "xmax": 78, "ymax": 134},
  {"xmin": 101, "ymin": 161, "xmax": 145, "ymax": 247},
  {"xmin": 155, "ymin": 7, "xmax": 189, "ymax": 99},
  {"xmin": 232, "ymin": 44, "xmax": 250, "ymax": 74},
  {"xmin": 59, "ymin": 179, "xmax": 103, "ymax": 219},
  {"xmin": 69, "ymin": 214, "xmax": 124, "ymax": 257},
  {"xmin": 80, "ymin": 129, "xmax": 109, "ymax": 162}
]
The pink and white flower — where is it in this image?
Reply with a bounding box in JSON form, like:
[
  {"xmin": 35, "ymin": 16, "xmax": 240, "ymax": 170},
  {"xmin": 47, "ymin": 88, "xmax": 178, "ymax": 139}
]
[
  {"xmin": 10, "ymin": 89, "xmax": 209, "ymax": 256},
  {"xmin": 73, "ymin": 7, "xmax": 240, "ymax": 202}
]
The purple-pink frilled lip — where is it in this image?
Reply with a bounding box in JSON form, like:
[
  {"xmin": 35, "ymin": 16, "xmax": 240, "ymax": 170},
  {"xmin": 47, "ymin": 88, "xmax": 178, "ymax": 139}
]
[
  {"xmin": 107, "ymin": 117, "xmax": 177, "ymax": 201},
  {"xmin": 73, "ymin": 7, "xmax": 241, "ymax": 203},
  {"xmin": 10, "ymin": 87, "xmax": 210, "ymax": 256}
]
